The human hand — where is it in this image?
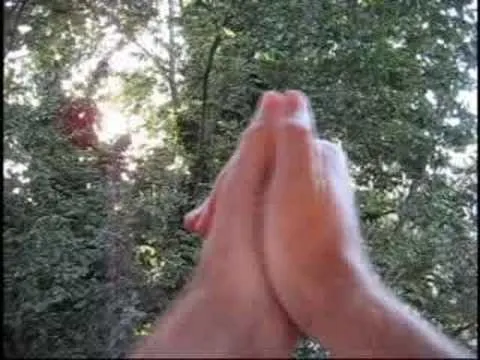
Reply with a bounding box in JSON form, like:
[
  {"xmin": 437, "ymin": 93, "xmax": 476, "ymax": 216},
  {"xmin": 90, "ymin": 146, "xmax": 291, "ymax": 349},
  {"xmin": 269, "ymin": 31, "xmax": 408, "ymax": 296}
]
[
  {"xmin": 183, "ymin": 91, "xmax": 473, "ymax": 358},
  {"xmin": 182, "ymin": 91, "xmax": 298, "ymax": 356},
  {"xmin": 263, "ymin": 90, "xmax": 371, "ymax": 334},
  {"xmin": 187, "ymin": 90, "xmax": 371, "ymax": 335}
]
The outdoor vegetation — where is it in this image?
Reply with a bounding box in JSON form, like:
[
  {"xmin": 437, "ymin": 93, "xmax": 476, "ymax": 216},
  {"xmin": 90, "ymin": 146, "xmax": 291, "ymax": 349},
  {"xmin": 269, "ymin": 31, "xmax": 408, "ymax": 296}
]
[{"xmin": 3, "ymin": 0, "xmax": 477, "ymax": 357}]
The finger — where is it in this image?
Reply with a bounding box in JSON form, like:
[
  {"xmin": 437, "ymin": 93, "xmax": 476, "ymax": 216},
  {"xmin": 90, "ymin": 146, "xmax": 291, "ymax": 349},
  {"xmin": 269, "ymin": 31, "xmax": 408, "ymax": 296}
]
[
  {"xmin": 185, "ymin": 91, "xmax": 285, "ymax": 235},
  {"xmin": 183, "ymin": 202, "xmax": 205, "ymax": 234},
  {"xmin": 283, "ymin": 90, "xmax": 318, "ymax": 137},
  {"xmin": 196, "ymin": 195, "xmax": 216, "ymax": 237},
  {"xmin": 189, "ymin": 191, "xmax": 217, "ymax": 238},
  {"xmin": 271, "ymin": 90, "xmax": 319, "ymax": 200},
  {"xmin": 183, "ymin": 193, "xmax": 210, "ymax": 231},
  {"xmin": 183, "ymin": 148, "xmax": 233, "ymax": 234},
  {"xmin": 184, "ymin": 203, "xmax": 204, "ymax": 232},
  {"xmin": 315, "ymin": 139, "xmax": 357, "ymax": 217},
  {"xmin": 183, "ymin": 150, "xmax": 232, "ymax": 235},
  {"xmin": 223, "ymin": 91, "xmax": 285, "ymax": 204},
  {"xmin": 214, "ymin": 90, "xmax": 284, "ymax": 193}
]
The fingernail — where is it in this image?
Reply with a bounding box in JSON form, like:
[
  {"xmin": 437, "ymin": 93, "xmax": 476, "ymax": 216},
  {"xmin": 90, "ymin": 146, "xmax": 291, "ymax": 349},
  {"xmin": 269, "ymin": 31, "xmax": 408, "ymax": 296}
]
[
  {"xmin": 251, "ymin": 91, "xmax": 281, "ymax": 123},
  {"xmin": 285, "ymin": 90, "xmax": 315, "ymax": 131}
]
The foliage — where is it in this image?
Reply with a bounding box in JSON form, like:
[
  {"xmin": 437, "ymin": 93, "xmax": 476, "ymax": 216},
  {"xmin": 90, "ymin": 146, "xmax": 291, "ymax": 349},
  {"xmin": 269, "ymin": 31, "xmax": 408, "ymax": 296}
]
[{"xmin": 3, "ymin": 0, "xmax": 477, "ymax": 358}]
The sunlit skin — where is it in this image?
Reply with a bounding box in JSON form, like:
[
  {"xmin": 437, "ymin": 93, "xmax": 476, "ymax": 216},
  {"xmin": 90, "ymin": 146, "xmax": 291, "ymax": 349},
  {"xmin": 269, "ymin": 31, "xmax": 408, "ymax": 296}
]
[
  {"xmin": 132, "ymin": 91, "xmax": 298, "ymax": 358},
  {"xmin": 133, "ymin": 91, "xmax": 472, "ymax": 358}
]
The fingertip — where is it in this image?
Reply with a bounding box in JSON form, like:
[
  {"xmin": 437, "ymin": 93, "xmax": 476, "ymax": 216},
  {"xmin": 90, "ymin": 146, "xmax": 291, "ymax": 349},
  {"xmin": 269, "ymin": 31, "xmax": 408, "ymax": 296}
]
[
  {"xmin": 183, "ymin": 194, "xmax": 210, "ymax": 232},
  {"xmin": 284, "ymin": 90, "xmax": 307, "ymax": 116},
  {"xmin": 283, "ymin": 89, "xmax": 314, "ymax": 131},
  {"xmin": 201, "ymin": 197, "xmax": 215, "ymax": 234},
  {"xmin": 260, "ymin": 90, "xmax": 284, "ymax": 109},
  {"xmin": 183, "ymin": 209, "xmax": 200, "ymax": 232},
  {"xmin": 194, "ymin": 210, "xmax": 208, "ymax": 237},
  {"xmin": 253, "ymin": 90, "xmax": 286, "ymax": 124},
  {"xmin": 196, "ymin": 196, "xmax": 216, "ymax": 238}
]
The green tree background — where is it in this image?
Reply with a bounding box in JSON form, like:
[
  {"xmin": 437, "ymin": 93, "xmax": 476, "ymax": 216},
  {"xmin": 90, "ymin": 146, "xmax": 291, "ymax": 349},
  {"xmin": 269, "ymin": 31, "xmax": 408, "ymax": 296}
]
[{"xmin": 3, "ymin": 0, "xmax": 477, "ymax": 358}]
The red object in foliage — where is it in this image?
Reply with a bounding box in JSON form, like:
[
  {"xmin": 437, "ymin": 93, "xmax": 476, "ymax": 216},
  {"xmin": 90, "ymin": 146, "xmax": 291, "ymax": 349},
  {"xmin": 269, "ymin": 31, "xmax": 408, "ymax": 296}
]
[{"xmin": 56, "ymin": 98, "xmax": 101, "ymax": 149}]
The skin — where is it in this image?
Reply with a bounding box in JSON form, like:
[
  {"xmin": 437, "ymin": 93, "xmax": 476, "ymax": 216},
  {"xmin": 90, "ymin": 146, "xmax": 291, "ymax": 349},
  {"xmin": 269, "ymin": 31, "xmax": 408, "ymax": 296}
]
[
  {"xmin": 131, "ymin": 92, "xmax": 298, "ymax": 358},
  {"xmin": 133, "ymin": 91, "xmax": 473, "ymax": 358},
  {"xmin": 261, "ymin": 91, "xmax": 472, "ymax": 358}
]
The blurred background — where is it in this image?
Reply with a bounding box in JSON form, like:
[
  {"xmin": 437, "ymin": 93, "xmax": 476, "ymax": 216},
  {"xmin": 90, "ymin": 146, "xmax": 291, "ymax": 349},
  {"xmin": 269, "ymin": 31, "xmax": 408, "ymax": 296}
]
[{"xmin": 3, "ymin": 0, "xmax": 477, "ymax": 357}]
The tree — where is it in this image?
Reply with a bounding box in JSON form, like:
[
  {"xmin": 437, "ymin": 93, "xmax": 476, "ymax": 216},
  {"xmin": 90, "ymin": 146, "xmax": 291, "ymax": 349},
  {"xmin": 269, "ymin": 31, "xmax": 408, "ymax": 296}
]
[
  {"xmin": 3, "ymin": 1, "xmax": 156, "ymax": 357},
  {"xmin": 176, "ymin": 0, "xmax": 477, "ymax": 355},
  {"xmin": 3, "ymin": 0, "xmax": 477, "ymax": 357}
]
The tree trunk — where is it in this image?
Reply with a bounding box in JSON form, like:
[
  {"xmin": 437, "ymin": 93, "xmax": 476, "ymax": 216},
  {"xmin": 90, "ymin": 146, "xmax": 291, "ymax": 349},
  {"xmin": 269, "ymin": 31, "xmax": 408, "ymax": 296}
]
[{"xmin": 167, "ymin": 0, "xmax": 180, "ymax": 111}]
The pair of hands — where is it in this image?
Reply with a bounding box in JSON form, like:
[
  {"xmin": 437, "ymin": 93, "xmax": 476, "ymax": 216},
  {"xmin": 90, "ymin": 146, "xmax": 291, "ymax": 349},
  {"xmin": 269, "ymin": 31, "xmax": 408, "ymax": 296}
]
[
  {"xmin": 133, "ymin": 90, "xmax": 470, "ymax": 358},
  {"xmin": 184, "ymin": 90, "xmax": 367, "ymax": 348}
]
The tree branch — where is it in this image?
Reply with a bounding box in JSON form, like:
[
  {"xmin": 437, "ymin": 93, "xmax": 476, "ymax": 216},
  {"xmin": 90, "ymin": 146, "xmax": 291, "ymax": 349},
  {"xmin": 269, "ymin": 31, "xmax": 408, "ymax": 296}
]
[
  {"xmin": 451, "ymin": 322, "xmax": 475, "ymax": 337},
  {"xmin": 132, "ymin": 40, "xmax": 170, "ymax": 75},
  {"xmin": 167, "ymin": 0, "xmax": 179, "ymax": 110},
  {"xmin": 87, "ymin": 1, "xmax": 170, "ymax": 78},
  {"xmin": 4, "ymin": 0, "xmax": 30, "ymax": 59},
  {"xmin": 86, "ymin": 39, "xmax": 127, "ymax": 97},
  {"xmin": 199, "ymin": 33, "xmax": 222, "ymax": 144},
  {"xmin": 361, "ymin": 209, "xmax": 397, "ymax": 222},
  {"xmin": 198, "ymin": 13, "xmax": 233, "ymax": 145}
]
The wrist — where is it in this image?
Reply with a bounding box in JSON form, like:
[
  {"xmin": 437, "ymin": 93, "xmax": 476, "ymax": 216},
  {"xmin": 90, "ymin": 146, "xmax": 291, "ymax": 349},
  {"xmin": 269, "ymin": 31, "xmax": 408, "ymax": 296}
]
[
  {"xmin": 183, "ymin": 276, "xmax": 298, "ymax": 357},
  {"xmin": 301, "ymin": 262, "xmax": 380, "ymax": 353},
  {"xmin": 134, "ymin": 285, "xmax": 248, "ymax": 357},
  {"xmin": 301, "ymin": 253, "xmax": 379, "ymax": 333},
  {"xmin": 313, "ymin": 266, "xmax": 473, "ymax": 358}
]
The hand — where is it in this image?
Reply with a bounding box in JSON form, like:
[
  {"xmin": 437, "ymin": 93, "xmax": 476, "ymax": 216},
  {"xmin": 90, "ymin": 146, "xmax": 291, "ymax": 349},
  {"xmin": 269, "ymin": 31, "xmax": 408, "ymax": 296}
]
[
  {"xmin": 133, "ymin": 92, "xmax": 297, "ymax": 357},
  {"xmin": 185, "ymin": 91, "xmax": 472, "ymax": 358},
  {"xmin": 185, "ymin": 93, "xmax": 298, "ymax": 356},
  {"xmin": 263, "ymin": 90, "xmax": 370, "ymax": 334},
  {"xmin": 188, "ymin": 90, "xmax": 368, "ymax": 334},
  {"xmin": 187, "ymin": 90, "xmax": 282, "ymax": 308},
  {"xmin": 188, "ymin": 91, "xmax": 298, "ymax": 357}
]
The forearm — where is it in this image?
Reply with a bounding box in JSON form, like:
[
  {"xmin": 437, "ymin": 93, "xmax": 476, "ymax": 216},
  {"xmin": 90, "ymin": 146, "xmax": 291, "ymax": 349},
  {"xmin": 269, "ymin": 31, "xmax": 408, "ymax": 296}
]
[
  {"xmin": 131, "ymin": 282, "xmax": 297, "ymax": 358},
  {"xmin": 313, "ymin": 268, "xmax": 472, "ymax": 358}
]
